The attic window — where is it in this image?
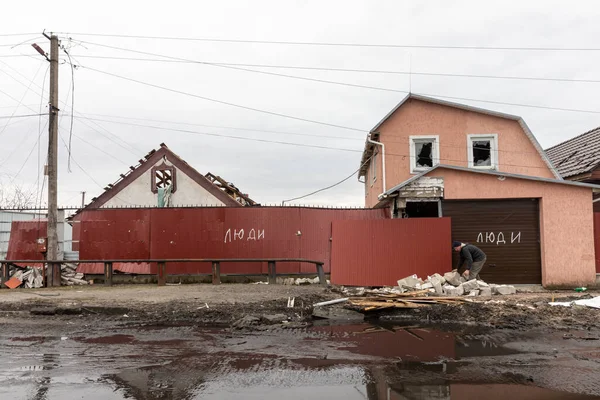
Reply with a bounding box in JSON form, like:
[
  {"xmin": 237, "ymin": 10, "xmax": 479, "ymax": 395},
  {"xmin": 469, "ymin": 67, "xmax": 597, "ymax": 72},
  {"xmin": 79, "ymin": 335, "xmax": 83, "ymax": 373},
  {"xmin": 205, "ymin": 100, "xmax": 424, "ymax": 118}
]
[
  {"xmin": 468, "ymin": 134, "xmax": 498, "ymax": 169},
  {"xmin": 409, "ymin": 135, "xmax": 440, "ymax": 173},
  {"xmin": 150, "ymin": 163, "xmax": 177, "ymax": 193}
]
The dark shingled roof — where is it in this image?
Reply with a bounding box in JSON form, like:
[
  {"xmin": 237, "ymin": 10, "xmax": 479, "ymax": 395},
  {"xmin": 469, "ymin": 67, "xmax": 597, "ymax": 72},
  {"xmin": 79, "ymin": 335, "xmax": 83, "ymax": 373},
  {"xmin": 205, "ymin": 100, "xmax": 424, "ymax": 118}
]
[{"xmin": 546, "ymin": 126, "xmax": 600, "ymax": 178}]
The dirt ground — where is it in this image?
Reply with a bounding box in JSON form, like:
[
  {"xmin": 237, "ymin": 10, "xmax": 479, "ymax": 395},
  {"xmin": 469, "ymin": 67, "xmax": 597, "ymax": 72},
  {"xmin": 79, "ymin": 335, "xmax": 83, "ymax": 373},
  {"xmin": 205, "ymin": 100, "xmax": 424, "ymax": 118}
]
[
  {"xmin": 0, "ymin": 283, "xmax": 599, "ymax": 331},
  {"xmin": 2, "ymin": 284, "xmax": 600, "ymax": 398}
]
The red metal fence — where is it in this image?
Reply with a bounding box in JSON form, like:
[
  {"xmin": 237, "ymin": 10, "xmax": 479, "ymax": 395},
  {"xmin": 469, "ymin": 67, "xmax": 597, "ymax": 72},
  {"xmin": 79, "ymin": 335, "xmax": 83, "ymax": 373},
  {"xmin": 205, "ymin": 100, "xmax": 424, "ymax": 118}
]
[
  {"xmin": 74, "ymin": 207, "xmax": 389, "ymax": 275},
  {"xmin": 6, "ymin": 220, "xmax": 47, "ymax": 268},
  {"xmin": 330, "ymin": 218, "xmax": 452, "ymax": 286},
  {"xmin": 595, "ymin": 212, "xmax": 600, "ymax": 274}
]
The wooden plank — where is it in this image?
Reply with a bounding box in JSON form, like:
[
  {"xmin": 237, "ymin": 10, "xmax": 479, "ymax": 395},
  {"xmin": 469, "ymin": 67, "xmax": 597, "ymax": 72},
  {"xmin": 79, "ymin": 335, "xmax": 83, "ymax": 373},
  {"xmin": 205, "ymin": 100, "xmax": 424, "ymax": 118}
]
[
  {"xmin": 104, "ymin": 262, "xmax": 113, "ymax": 287},
  {"xmin": 212, "ymin": 261, "xmax": 221, "ymax": 285},
  {"xmin": 157, "ymin": 262, "xmax": 167, "ymax": 286},
  {"xmin": 316, "ymin": 263, "xmax": 326, "ymax": 286},
  {"xmin": 268, "ymin": 261, "xmax": 276, "ymax": 285}
]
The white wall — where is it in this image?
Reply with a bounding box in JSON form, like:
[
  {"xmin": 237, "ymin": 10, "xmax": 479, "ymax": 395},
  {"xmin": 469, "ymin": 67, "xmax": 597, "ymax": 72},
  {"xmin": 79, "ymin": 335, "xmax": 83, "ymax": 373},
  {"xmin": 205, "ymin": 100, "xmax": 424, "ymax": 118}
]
[{"xmin": 101, "ymin": 159, "xmax": 225, "ymax": 208}]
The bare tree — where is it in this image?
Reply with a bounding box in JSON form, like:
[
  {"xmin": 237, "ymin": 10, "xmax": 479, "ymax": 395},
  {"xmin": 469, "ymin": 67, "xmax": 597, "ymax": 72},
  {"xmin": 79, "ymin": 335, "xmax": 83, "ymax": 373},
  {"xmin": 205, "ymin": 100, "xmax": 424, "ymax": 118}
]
[{"xmin": 0, "ymin": 178, "xmax": 37, "ymax": 209}]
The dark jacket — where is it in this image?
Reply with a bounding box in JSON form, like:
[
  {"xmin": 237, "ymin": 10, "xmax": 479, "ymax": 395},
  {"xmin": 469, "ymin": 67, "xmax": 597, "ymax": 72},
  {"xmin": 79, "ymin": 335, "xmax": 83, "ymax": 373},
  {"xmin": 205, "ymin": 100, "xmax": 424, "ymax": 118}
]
[{"xmin": 457, "ymin": 244, "xmax": 486, "ymax": 270}]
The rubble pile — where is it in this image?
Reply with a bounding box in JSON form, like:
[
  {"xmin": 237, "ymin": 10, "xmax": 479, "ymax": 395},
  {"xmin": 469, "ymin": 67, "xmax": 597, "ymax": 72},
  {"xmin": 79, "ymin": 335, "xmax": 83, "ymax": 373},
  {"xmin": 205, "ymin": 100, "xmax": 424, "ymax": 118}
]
[
  {"xmin": 2, "ymin": 263, "xmax": 90, "ymax": 289},
  {"xmin": 60, "ymin": 263, "xmax": 89, "ymax": 286},
  {"xmin": 397, "ymin": 270, "xmax": 516, "ymax": 297},
  {"xmin": 339, "ymin": 270, "xmax": 517, "ymax": 298}
]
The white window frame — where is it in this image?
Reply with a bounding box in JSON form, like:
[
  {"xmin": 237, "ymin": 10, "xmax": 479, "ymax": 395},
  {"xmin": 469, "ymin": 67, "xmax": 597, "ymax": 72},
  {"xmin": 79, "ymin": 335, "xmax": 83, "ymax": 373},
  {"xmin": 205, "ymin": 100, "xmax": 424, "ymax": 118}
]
[
  {"xmin": 371, "ymin": 151, "xmax": 377, "ymax": 186},
  {"xmin": 467, "ymin": 134, "xmax": 498, "ymax": 170},
  {"xmin": 409, "ymin": 135, "xmax": 440, "ymax": 174}
]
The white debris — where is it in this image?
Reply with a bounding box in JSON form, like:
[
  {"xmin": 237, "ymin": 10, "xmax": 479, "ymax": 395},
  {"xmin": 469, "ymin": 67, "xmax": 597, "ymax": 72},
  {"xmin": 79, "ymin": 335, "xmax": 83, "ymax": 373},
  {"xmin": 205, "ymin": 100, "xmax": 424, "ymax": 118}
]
[
  {"xmin": 397, "ymin": 274, "xmax": 422, "ymax": 289},
  {"xmin": 479, "ymin": 287, "xmax": 492, "ymax": 297},
  {"xmin": 467, "ymin": 290, "xmax": 480, "ymax": 297},
  {"xmin": 549, "ymin": 296, "xmax": 600, "ymax": 309},
  {"xmin": 443, "ymin": 270, "xmax": 462, "ymax": 287},
  {"xmin": 461, "ymin": 280, "xmax": 479, "ymax": 292},
  {"xmin": 494, "ymin": 285, "xmax": 517, "ymax": 295}
]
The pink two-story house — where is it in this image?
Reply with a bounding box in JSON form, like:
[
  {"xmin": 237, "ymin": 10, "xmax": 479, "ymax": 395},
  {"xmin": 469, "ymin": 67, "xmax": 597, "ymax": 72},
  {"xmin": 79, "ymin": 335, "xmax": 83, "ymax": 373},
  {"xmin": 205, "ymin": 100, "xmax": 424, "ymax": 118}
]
[{"xmin": 359, "ymin": 94, "xmax": 599, "ymax": 287}]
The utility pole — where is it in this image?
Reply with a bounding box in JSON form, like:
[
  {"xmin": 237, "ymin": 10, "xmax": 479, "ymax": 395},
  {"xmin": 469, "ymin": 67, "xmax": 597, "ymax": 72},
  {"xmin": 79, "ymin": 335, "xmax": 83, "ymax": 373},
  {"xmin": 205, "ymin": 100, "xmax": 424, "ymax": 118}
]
[{"xmin": 47, "ymin": 35, "xmax": 60, "ymax": 286}]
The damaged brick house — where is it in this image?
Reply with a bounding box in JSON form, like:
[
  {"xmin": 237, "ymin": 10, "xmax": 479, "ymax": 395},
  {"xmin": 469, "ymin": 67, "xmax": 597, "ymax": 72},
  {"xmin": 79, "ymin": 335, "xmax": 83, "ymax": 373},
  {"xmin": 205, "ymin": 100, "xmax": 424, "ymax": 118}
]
[
  {"xmin": 546, "ymin": 126, "xmax": 600, "ymax": 212},
  {"xmin": 78, "ymin": 143, "xmax": 256, "ymax": 209},
  {"xmin": 359, "ymin": 94, "xmax": 600, "ymax": 287}
]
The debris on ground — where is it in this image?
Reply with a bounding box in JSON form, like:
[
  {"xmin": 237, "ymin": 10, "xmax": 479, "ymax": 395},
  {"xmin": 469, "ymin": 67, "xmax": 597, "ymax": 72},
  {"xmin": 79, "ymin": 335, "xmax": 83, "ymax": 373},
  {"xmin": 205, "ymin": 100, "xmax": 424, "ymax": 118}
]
[
  {"xmin": 1, "ymin": 263, "xmax": 90, "ymax": 289},
  {"xmin": 549, "ymin": 296, "xmax": 600, "ymax": 309},
  {"xmin": 339, "ymin": 271, "xmax": 517, "ymax": 299},
  {"xmin": 346, "ymin": 290, "xmax": 468, "ymax": 312},
  {"xmin": 60, "ymin": 263, "xmax": 90, "ymax": 286},
  {"xmin": 282, "ymin": 277, "xmax": 330, "ymax": 286}
]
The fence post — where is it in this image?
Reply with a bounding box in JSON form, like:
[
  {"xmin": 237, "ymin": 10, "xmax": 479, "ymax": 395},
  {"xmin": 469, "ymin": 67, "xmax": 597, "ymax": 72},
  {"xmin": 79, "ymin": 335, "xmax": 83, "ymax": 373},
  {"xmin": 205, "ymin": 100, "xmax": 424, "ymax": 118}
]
[
  {"xmin": 316, "ymin": 263, "xmax": 326, "ymax": 286},
  {"xmin": 268, "ymin": 261, "xmax": 276, "ymax": 285},
  {"xmin": 1, "ymin": 263, "xmax": 8, "ymax": 288},
  {"xmin": 104, "ymin": 262, "xmax": 113, "ymax": 287},
  {"xmin": 51, "ymin": 261, "xmax": 61, "ymax": 287},
  {"xmin": 157, "ymin": 262, "xmax": 167, "ymax": 286},
  {"xmin": 212, "ymin": 261, "xmax": 221, "ymax": 285}
]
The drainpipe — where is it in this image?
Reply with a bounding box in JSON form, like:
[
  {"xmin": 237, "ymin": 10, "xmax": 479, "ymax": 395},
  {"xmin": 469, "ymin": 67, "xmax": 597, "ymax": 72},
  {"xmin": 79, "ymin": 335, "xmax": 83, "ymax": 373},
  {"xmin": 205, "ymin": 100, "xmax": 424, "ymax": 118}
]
[{"xmin": 367, "ymin": 134, "xmax": 386, "ymax": 194}]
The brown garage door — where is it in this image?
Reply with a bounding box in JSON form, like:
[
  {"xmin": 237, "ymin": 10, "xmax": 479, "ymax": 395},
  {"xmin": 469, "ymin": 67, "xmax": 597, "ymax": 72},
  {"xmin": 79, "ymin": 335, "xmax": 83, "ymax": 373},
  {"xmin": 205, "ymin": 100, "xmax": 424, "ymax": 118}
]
[{"xmin": 443, "ymin": 199, "xmax": 541, "ymax": 284}]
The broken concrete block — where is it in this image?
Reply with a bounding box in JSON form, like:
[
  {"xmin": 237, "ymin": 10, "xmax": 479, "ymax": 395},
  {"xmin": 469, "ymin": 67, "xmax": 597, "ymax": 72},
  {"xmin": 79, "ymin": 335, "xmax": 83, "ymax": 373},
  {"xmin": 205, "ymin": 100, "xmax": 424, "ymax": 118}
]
[
  {"xmin": 495, "ymin": 285, "xmax": 517, "ymax": 295},
  {"xmin": 443, "ymin": 284, "xmax": 464, "ymax": 296},
  {"xmin": 467, "ymin": 290, "xmax": 480, "ymax": 296},
  {"xmin": 397, "ymin": 274, "xmax": 421, "ymax": 289},
  {"xmin": 432, "ymin": 281, "xmax": 443, "ymax": 295},
  {"xmin": 428, "ymin": 273, "xmax": 446, "ymax": 285},
  {"xmin": 477, "ymin": 280, "xmax": 489, "ymax": 287},
  {"xmin": 479, "ymin": 287, "xmax": 492, "ymax": 296},
  {"xmin": 418, "ymin": 282, "xmax": 434, "ymax": 290},
  {"xmin": 461, "ymin": 280, "xmax": 479, "ymax": 292},
  {"xmin": 443, "ymin": 271, "xmax": 462, "ymax": 287}
]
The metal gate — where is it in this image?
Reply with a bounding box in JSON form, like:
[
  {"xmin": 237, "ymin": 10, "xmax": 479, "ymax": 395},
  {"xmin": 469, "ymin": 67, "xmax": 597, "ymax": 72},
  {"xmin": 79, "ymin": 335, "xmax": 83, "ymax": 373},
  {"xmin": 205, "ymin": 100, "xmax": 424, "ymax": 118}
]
[{"xmin": 443, "ymin": 199, "xmax": 541, "ymax": 284}]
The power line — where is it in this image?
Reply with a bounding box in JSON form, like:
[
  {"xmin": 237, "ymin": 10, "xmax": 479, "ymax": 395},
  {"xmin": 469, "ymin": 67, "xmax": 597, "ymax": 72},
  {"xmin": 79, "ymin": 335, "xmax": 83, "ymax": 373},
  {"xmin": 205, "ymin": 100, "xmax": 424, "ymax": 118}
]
[
  {"xmin": 68, "ymin": 115, "xmax": 555, "ymax": 170},
  {"xmin": 282, "ymin": 155, "xmax": 373, "ymax": 204},
  {"xmin": 0, "ymin": 58, "xmax": 140, "ymax": 156},
  {"xmin": 0, "ymin": 33, "xmax": 39, "ymax": 37},
  {"xmin": 73, "ymin": 40, "xmax": 408, "ymax": 94},
  {"xmin": 74, "ymin": 43, "xmax": 600, "ymax": 116},
  {"xmin": 70, "ymin": 115, "xmax": 362, "ymax": 153},
  {"xmin": 82, "ymin": 66, "xmax": 366, "ymax": 132},
  {"xmin": 55, "ymin": 32, "xmax": 600, "ymax": 51},
  {"xmin": 71, "ymin": 113, "xmax": 364, "ymax": 142},
  {"xmin": 0, "ymin": 113, "xmax": 46, "ymax": 119},
  {"xmin": 67, "ymin": 55, "xmax": 600, "ymax": 85},
  {"xmin": 0, "ymin": 62, "xmax": 43, "ymax": 138}
]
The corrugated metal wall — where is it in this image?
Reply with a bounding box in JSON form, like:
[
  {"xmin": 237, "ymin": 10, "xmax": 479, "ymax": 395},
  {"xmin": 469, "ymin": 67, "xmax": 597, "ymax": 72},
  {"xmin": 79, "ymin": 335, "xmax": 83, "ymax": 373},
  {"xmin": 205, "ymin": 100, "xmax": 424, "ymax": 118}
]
[
  {"xmin": 0, "ymin": 211, "xmax": 41, "ymax": 260},
  {"xmin": 6, "ymin": 220, "xmax": 47, "ymax": 267},
  {"xmin": 330, "ymin": 218, "xmax": 452, "ymax": 286},
  {"xmin": 75, "ymin": 207, "xmax": 389, "ymax": 274},
  {"xmin": 595, "ymin": 212, "xmax": 600, "ymax": 274}
]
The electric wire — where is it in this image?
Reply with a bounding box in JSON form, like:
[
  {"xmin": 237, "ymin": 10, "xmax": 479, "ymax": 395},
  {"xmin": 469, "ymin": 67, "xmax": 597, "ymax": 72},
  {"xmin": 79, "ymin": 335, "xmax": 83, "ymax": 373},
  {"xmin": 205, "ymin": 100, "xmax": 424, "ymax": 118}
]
[
  {"xmin": 64, "ymin": 55, "xmax": 600, "ymax": 85},
  {"xmin": 281, "ymin": 155, "xmax": 374, "ymax": 204},
  {"xmin": 81, "ymin": 66, "xmax": 366, "ymax": 132},
  {"xmin": 54, "ymin": 32, "xmax": 600, "ymax": 51}
]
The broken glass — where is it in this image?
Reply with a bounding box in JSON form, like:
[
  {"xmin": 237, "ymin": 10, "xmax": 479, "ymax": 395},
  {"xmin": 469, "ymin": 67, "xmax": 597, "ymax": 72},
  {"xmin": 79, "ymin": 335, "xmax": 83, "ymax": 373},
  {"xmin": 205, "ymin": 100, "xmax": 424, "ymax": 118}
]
[
  {"xmin": 415, "ymin": 142, "xmax": 433, "ymax": 168},
  {"xmin": 473, "ymin": 140, "xmax": 491, "ymax": 166}
]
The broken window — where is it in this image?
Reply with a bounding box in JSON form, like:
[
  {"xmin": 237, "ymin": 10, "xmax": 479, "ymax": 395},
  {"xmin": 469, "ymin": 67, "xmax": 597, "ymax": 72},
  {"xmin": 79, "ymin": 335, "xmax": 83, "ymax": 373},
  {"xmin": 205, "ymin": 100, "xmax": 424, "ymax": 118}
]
[
  {"xmin": 468, "ymin": 135, "xmax": 497, "ymax": 169},
  {"xmin": 409, "ymin": 136, "xmax": 439, "ymax": 173},
  {"xmin": 155, "ymin": 169, "xmax": 173, "ymax": 189},
  {"xmin": 150, "ymin": 163, "xmax": 177, "ymax": 194},
  {"xmin": 416, "ymin": 142, "xmax": 433, "ymax": 168},
  {"xmin": 473, "ymin": 140, "xmax": 491, "ymax": 166}
]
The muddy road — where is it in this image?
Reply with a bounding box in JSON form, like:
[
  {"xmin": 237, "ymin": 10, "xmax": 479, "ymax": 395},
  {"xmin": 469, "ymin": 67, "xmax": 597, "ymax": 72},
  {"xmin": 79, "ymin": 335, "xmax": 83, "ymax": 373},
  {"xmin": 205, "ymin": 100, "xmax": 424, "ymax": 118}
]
[{"xmin": 0, "ymin": 285, "xmax": 599, "ymax": 399}]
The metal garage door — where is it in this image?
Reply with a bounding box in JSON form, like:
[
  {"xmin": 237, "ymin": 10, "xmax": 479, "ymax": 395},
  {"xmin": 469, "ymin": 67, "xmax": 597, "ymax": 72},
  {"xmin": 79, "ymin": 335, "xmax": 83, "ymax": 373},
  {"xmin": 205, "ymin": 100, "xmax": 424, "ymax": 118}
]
[{"xmin": 443, "ymin": 199, "xmax": 541, "ymax": 284}]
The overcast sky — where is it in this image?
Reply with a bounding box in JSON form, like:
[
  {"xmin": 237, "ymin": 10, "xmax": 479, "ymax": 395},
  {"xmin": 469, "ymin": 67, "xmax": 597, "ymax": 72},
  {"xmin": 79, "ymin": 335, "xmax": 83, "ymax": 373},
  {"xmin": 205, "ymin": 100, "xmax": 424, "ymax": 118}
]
[{"xmin": 1, "ymin": 0, "xmax": 599, "ymax": 208}]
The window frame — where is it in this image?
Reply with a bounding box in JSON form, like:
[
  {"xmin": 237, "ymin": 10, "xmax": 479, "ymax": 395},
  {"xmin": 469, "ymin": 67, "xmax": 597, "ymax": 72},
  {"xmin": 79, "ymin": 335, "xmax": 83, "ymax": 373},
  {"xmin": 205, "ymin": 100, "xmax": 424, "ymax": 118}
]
[
  {"xmin": 150, "ymin": 162, "xmax": 178, "ymax": 194},
  {"xmin": 467, "ymin": 134, "xmax": 499, "ymax": 170},
  {"xmin": 409, "ymin": 135, "xmax": 440, "ymax": 174}
]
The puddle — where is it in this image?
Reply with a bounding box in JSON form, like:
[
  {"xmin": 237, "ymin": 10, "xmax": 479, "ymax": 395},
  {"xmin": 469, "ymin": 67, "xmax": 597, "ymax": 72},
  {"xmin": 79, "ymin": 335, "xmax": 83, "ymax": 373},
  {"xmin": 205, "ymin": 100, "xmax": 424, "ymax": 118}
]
[{"xmin": 1, "ymin": 323, "xmax": 599, "ymax": 399}]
